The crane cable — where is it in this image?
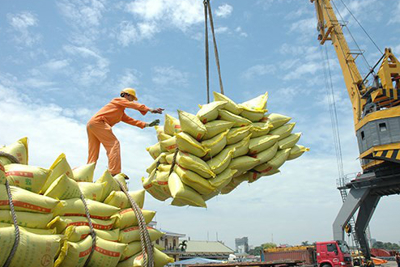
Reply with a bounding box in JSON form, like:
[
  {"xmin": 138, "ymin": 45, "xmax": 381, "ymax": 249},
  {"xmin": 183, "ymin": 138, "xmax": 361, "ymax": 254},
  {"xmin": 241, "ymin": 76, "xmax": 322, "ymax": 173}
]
[{"xmin": 203, "ymin": 0, "xmax": 224, "ymax": 103}]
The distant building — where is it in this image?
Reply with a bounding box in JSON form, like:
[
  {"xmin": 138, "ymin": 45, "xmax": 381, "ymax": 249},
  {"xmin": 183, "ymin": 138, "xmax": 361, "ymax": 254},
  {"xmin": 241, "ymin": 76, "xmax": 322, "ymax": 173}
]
[
  {"xmin": 180, "ymin": 240, "xmax": 234, "ymax": 261},
  {"xmin": 156, "ymin": 228, "xmax": 186, "ymax": 261},
  {"xmin": 235, "ymin": 237, "xmax": 249, "ymax": 253}
]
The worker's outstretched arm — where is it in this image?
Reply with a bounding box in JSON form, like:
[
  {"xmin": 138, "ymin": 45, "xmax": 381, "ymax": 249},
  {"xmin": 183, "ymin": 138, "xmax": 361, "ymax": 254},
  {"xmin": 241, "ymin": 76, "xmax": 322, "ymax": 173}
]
[
  {"xmin": 121, "ymin": 113, "xmax": 147, "ymax": 129},
  {"xmin": 116, "ymin": 98, "xmax": 164, "ymax": 115}
]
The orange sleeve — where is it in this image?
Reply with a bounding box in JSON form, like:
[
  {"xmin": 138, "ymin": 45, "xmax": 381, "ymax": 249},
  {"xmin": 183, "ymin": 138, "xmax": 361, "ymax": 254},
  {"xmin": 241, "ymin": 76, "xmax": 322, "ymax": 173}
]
[
  {"xmin": 114, "ymin": 98, "xmax": 150, "ymax": 115},
  {"xmin": 121, "ymin": 113, "xmax": 146, "ymax": 129}
]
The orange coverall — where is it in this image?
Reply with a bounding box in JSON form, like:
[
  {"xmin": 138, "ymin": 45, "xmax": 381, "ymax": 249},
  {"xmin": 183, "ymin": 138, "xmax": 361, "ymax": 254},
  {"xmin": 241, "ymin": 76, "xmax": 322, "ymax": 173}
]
[{"xmin": 87, "ymin": 97, "xmax": 150, "ymax": 175}]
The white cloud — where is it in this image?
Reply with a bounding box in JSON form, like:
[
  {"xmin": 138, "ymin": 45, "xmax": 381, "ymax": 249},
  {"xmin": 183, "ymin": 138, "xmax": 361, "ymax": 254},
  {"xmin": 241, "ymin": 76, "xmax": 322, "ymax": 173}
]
[
  {"xmin": 242, "ymin": 64, "xmax": 276, "ymax": 80},
  {"xmin": 7, "ymin": 11, "xmax": 40, "ymax": 46},
  {"xmin": 117, "ymin": 21, "xmax": 159, "ymax": 46},
  {"xmin": 215, "ymin": 4, "xmax": 233, "ymax": 18},
  {"xmin": 215, "ymin": 26, "xmax": 229, "ymax": 34},
  {"xmin": 42, "ymin": 59, "xmax": 70, "ymax": 71},
  {"xmin": 57, "ymin": 0, "xmax": 106, "ymax": 28},
  {"xmin": 117, "ymin": 69, "xmax": 142, "ymax": 89},
  {"xmin": 235, "ymin": 27, "xmax": 247, "ymax": 37},
  {"xmin": 152, "ymin": 66, "xmax": 189, "ymax": 86},
  {"xmin": 389, "ymin": 2, "xmax": 400, "ymax": 24}
]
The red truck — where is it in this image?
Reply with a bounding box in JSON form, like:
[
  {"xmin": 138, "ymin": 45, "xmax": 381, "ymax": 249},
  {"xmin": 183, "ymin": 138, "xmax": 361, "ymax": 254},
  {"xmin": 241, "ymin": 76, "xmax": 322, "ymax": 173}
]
[{"xmin": 261, "ymin": 241, "xmax": 353, "ymax": 267}]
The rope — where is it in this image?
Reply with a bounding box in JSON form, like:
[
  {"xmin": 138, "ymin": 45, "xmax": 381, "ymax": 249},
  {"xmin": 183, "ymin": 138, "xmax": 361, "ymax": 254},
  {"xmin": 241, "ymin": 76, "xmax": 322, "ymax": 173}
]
[
  {"xmin": 2, "ymin": 180, "xmax": 20, "ymax": 267},
  {"xmin": 204, "ymin": 0, "xmax": 210, "ymax": 103},
  {"xmin": 81, "ymin": 193, "xmax": 97, "ymax": 267},
  {"xmin": 207, "ymin": 0, "xmax": 224, "ymax": 95},
  {"xmin": 168, "ymin": 148, "xmax": 179, "ymax": 177},
  {"xmin": 0, "ymin": 151, "xmax": 19, "ymax": 164},
  {"xmin": 115, "ymin": 180, "xmax": 154, "ymax": 267}
]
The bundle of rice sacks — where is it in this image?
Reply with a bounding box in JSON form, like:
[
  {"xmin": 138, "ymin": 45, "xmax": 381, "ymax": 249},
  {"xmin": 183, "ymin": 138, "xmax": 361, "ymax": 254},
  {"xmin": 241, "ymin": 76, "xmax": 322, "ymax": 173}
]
[
  {"xmin": 143, "ymin": 92, "xmax": 309, "ymax": 207},
  {"xmin": 0, "ymin": 138, "xmax": 173, "ymax": 267}
]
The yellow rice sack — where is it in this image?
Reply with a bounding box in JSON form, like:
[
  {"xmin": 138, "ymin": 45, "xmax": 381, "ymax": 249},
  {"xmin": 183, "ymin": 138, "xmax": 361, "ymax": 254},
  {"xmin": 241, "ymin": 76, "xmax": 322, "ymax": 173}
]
[
  {"xmin": 226, "ymin": 134, "xmax": 251, "ymax": 158},
  {"xmin": 164, "ymin": 114, "xmax": 181, "ymax": 136},
  {"xmin": 176, "ymin": 132, "xmax": 208, "ymax": 158},
  {"xmin": 229, "ymin": 156, "xmax": 260, "ymax": 173},
  {"xmin": 72, "ymin": 163, "xmax": 95, "ymax": 182},
  {"xmin": 103, "ymin": 189, "xmax": 145, "ymax": 209},
  {"xmin": 251, "ymin": 142, "xmax": 279, "ymax": 164},
  {"xmin": 254, "ymin": 148, "xmax": 291, "ymax": 172},
  {"xmin": 49, "ymin": 216, "xmax": 116, "ymax": 233},
  {"xmin": 176, "ymin": 151, "xmax": 215, "ymax": 178},
  {"xmin": 44, "ymin": 174, "xmax": 81, "ymax": 200},
  {"xmin": 96, "ymin": 170, "xmax": 127, "ymax": 199},
  {"xmin": 146, "ymin": 142, "xmax": 163, "ymax": 159},
  {"xmin": 142, "ymin": 171, "xmax": 170, "ymax": 201},
  {"xmin": 208, "ymin": 168, "xmax": 237, "ymax": 190},
  {"xmin": 220, "ymin": 172, "xmax": 249, "ymax": 194},
  {"xmin": 174, "ymin": 166, "xmax": 215, "ymax": 195},
  {"xmin": 0, "ymin": 184, "xmax": 59, "ymax": 213},
  {"xmin": 269, "ymin": 122, "xmax": 296, "ymax": 140},
  {"xmin": 157, "ymin": 164, "xmax": 171, "ymax": 173},
  {"xmin": 261, "ymin": 113, "xmax": 291, "ymax": 128},
  {"xmin": 240, "ymin": 107, "xmax": 266, "ymax": 122},
  {"xmin": 288, "ymin": 145, "xmax": 309, "ymax": 160},
  {"xmin": 117, "ymin": 247, "xmax": 174, "ymax": 267},
  {"xmin": 153, "ymin": 171, "xmax": 171, "ymax": 197},
  {"xmin": 120, "ymin": 242, "xmax": 142, "ymax": 261},
  {"xmin": 247, "ymin": 169, "xmax": 280, "ymax": 183},
  {"xmin": 146, "ymin": 154, "xmax": 164, "ymax": 174},
  {"xmin": 197, "ymin": 101, "xmax": 227, "ymax": 124},
  {"xmin": 112, "ymin": 209, "xmax": 155, "ymax": 229},
  {"xmin": 64, "ymin": 226, "xmax": 120, "ymax": 242},
  {"xmin": 55, "ymin": 235, "xmax": 92, "ymax": 267},
  {"xmin": 248, "ymin": 135, "xmax": 279, "ymax": 155},
  {"xmin": 54, "ymin": 198, "xmax": 120, "ymax": 219},
  {"xmin": 168, "ymin": 172, "xmax": 207, "ymax": 208},
  {"xmin": 213, "ymin": 92, "xmax": 242, "ymax": 115},
  {"xmin": 119, "ymin": 226, "xmax": 164, "ymax": 244},
  {"xmin": 0, "ymin": 223, "xmax": 57, "ymax": 235},
  {"xmin": 227, "ymin": 125, "xmax": 252, "ymax": 145},
  {"xmin": 251, "ymin": 122, "xmax": 273, "ymax": 138},
  {"xmin": 203, "ymin": 120, "xmax": 235, "ymax": 139},
  {"xmin": 0, "ymin": 163, "xmax": 5, "ymax": 184},
  {"xmin": 0, "ymin": 210, "xmax": 53, "ymax": 229},
  {"xmin": 178, "ymin": 110, "xmax": 207, "ymax": 141},
  {"xmin": 78, "ymin": 182, "xmax": 106, "ymax": 201},
  {"xmin": 206, "ymin": 147, "xmax": 235, "ymax": 175},
  {"xmin": 5, "ymin": 163, "xmax": 51, "ymax": 193},
  {"xmin": 202, "ymin": 190, "xmax": 220, "ymax": 201},
  {"xmin": 218, "ymin": 109, "xmax": 251, "ymax": 127},
  {"xmin": 278, "ymin": 133, "xmax": 301, "ymax": 149},
  {"xmin": 42, "ymin": 153, "xmax": 74, "ymax": 193},
  {"xmin": 0, "ymin": 137, "xmax": 29, "ymax": 165},
  {"xmin": 155, "ymin": 126, "xmax": 172, "ymax": 142},
  {"xmin": 160, "ymin": 136, "xmax": 177, "ymax": 153},
  {"xmin": 0, "ymin": 226, "xmax": 62, "ymax": 267},
  {"xmin": 241, "ymin": 91, "xmax": 268, "ymax": 110},
  {"xmin": 202, "ymin": 130, "xmax": 229, "ymax": 158},
  {"xmin": 113, "ymin": 173, "xmax": 129, "ymax": 190}
]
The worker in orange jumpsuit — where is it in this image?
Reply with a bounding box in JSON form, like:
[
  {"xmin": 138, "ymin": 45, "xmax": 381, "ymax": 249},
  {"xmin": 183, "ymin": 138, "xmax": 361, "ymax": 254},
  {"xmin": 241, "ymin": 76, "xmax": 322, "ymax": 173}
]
[{"xmin": 87, "ymin": 88, "xmax": 163, "ymax": 176}]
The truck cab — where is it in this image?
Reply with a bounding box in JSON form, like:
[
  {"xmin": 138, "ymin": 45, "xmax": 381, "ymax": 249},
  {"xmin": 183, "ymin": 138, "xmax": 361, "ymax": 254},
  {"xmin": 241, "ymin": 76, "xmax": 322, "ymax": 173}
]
[{"xmin": 316, "ymin": 241, "xmax": 352, "ymax": 267}]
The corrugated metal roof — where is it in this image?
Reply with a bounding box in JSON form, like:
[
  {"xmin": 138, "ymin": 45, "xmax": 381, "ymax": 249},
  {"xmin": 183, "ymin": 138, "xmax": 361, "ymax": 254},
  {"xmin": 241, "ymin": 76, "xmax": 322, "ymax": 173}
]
[{"xmin": 185, "ymin": 241, "xmax": 234, "ymax": 253}]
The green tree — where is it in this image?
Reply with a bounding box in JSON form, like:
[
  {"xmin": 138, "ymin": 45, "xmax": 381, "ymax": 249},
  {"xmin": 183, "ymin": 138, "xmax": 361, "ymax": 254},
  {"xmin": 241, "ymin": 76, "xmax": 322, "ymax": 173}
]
[
  {"xmin": 262, "ymin": 243, "xmax": 277, "ymax": 249},
  {"xmin": 248, "ymin": 246, "xmax": 263, "ymax": 256},
  {"xmin": 301, "ymin": 241, "xmax": 310, "ymax": 246}
]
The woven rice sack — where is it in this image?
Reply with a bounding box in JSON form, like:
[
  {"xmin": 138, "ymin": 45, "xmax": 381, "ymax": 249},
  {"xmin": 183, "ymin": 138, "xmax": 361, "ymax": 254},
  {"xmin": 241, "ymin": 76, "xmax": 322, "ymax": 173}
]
[
  {"xmin": 96, "ymin": 170, "xmax": 127, "ymax": 199},
  {"xmin": 72, "ymin": 163, "xmax": 95, "ymax": 182},
  {"xmin": 176, "ymin": 151, "xmax": 215, "ymax": 178},
  {"xmin": 142, "ymin": 171, "xmax": 170, "ymax": 201},
  {"xmin": 178, "ymin": 110, "xmax": 207, "ymax": 141},
  {"xmin": 213, "ymin": 92, "xmax": 242, "ymax": 115},
  {"xmin": 0, "ymin": 137, "xmax": 29, "ymax": 165},
  {"xmin": 54, "ymin": 198, "xmax": 120, "ymax": 219},
  {"xmin": 248, "ymin": 135, "xmax": 279, "ymax": 155},
  {"xmin": 0, "ymin": 223, "xmax": 57, "ymax": 235},
  {"xmin": 64, "ymin": 225, "xmax": 120, "ymax": 242},
  {"xmin": 78, "ymin": 182, "xmax": 106, "ymax": 202},
  {"xmin": 42, "ymin": 153, "xmax": 74, "ymax": 193},
  {"xmin": 160, "ymin": 136, "xmax": 177, "ymax": 153},
  {"xmin": 250, "ymin": 122, "xmax": 273, "ymax": 138},
  {"xmin": 269, "ymin": 122, "xmax": 296, "ymax": 140},
  {"xmin": 49, "ymin": 216, "xmax": 116, "ymax": 233},
  {"xmin": 208, "ymin": 168, "xmax": 237, "ymax": 191},
  {"xmin": 254, "ymin": 148, "xmax": 291, "ymax": 173},
  {"xmin": 164, "ymin": 114, "xmax": 181, "ymax": 136},
  {"xmin": 278, "ymin": 133, "xmax": 301, "ymax": 150},
  {"xmin": 229, "ymin": 156, "xmax": 260, "ymax": 173},
  {"xmin": 0, "ymin": 184, "xmax": 59, "ymax": 213},
  {"xmin": 119, "ymin": 226, "xmax": 164, "ymax": 244},
  {"xmin": 203, "ymin": 120, "xmax": 235, "ymax": 139},
  {"xmin": 288, "ymin": 145, "xmax": 309, "ymax": 160},
  {"xmin": 146, "ymin": 142, "xmax": 163, "ymax": 160},
  {"xmin": 226, "ymin": 134, "xmax": 251, "ymax": 158},
  {"xmin": 197, "ymin": 101, "xmax": 227, "ymax": 124},
  {"xmin": 240, "ymin": 92, "xmax": 268, "ymax": 111},
  {"xmin": 218, "ymin": 109, "xmax": 251, "ymax": 127},
  {"xmin": 251, "ymin": 142, "xmax": 279, "ymax": 164},
  {"xmin": 239, "ymin": 107, "xmax": 266, "ymax": 122},
  {"xmin": 0, "ymin": 210, "xmax": 53, "ymax": 229},
  {"xmin": 103, "ymin": 190, "xmax": 145, "ymax": 209},
  {"xmin": 120, "ymin": 241, "xmax": 142, "ymax": 261},
  {"xmin": 117, "ymin": 247, "xmax": 174, "ymax": 267},
  {"xmin": 174, "ymin": 166, "xmax": 215, "ymax": 195},
  {"xmin": 176, "ymin": 132, "xmax": 208, "ymax": 158},
  {"xmin": 0, "ymin": 226, "xmax": 62, "ymax": 267},
  {"xmin": 5, "ymin": 164, "xmax": 51, "ymax": 194},
  {"xmin": 202, "ymin": 130, "xmax": 229, "ymax": 158},
  {"xmin": 112, "ymin": 209, "xmax": 155, "ymax": 229},
  {"xmin": 168, "ymin": 172, "xmax": 206, "ymax": 208},
  {"xmin": 0, "ymin": 163, "xmax": 5, "ymax": 184},
  {"xmin": 247, "ymin": 169, "xmax": 280, "ymax": 183},
  {"xmin": 206, "ymin": 147, "xmax": 235, "ymax": 175},
  {"xmin": 153, "ymin": 171, "xmax": 171, "ymax": 197},
  {"xmin": 44, "ymin": 174, "xmax": 81, "ymax": 200},
  {"xmin": 261, "ymin": 113, "xmax": 291, "ymax": 128},
  {"xmin": 226, "ymin": 126, "xmax": 252, "ymax": 145}
]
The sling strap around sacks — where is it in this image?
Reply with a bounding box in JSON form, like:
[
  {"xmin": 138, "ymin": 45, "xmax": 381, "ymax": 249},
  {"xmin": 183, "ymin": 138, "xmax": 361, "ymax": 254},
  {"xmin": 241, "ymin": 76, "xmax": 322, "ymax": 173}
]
[
  {"xmin": 203, "ymin": 0, "xmax": 224, "ymax": 104},
  {"xmin": 168, "ymin": 148, "xmax": 179, "ymax": 177},
  {"xmin": 2, "ymin": 152, "xmax": 20, "ymax": 267},
  {"xmin": 80, "ymin": 193, "xmax": 97, "ymax": 267},
  {"xmin": 115, "ymin": 180, "xmax": 154, "ymax": 267}
]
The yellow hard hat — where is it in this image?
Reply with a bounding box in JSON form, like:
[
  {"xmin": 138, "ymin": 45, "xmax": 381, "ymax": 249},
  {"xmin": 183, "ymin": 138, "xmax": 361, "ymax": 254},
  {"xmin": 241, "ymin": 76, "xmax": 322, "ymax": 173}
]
[{"xmin": 121, "ymin": 88, "xmax": 138, "ymax": 100}]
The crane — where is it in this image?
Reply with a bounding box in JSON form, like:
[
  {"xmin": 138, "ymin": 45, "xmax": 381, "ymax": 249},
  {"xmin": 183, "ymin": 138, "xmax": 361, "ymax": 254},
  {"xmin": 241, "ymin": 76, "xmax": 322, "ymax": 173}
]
[{"xmin": 311, "ymin": 0, "xmax": 400, "ymax": 264}]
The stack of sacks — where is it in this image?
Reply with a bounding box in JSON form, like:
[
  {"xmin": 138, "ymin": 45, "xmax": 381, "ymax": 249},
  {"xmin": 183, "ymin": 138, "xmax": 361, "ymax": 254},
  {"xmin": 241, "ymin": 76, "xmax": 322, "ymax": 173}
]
[
  {"xmin": 143, "ymin": 92, "xmax": 309, "ymax": 207},
  {"xmin": 0, "ymin": 138, "xmax": 173, "ymax": 267}
]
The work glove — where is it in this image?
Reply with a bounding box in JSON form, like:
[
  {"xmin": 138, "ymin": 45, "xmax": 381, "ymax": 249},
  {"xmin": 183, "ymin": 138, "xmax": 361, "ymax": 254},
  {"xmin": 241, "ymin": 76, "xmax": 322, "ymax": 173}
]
[
  {"xmin": 148, "ymin": 119, "xmax": 160, "ymax": 127},
  {"xmin": 151, "ymin": 108, "xmax": 164, "ymax": 114}
]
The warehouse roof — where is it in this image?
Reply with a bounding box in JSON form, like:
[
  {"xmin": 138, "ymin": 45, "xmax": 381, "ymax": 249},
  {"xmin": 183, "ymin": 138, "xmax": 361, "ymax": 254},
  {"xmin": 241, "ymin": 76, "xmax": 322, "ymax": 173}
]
[{"xmin": 185, "ymin": 241, "xmax": 234, "ymax": 253}]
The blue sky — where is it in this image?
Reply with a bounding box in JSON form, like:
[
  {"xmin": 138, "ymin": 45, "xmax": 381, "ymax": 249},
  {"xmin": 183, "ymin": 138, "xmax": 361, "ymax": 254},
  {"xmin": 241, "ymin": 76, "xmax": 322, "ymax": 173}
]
[{"xmin": 1, "ymin": 0, "xmax": 400, "ymax": 249}]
